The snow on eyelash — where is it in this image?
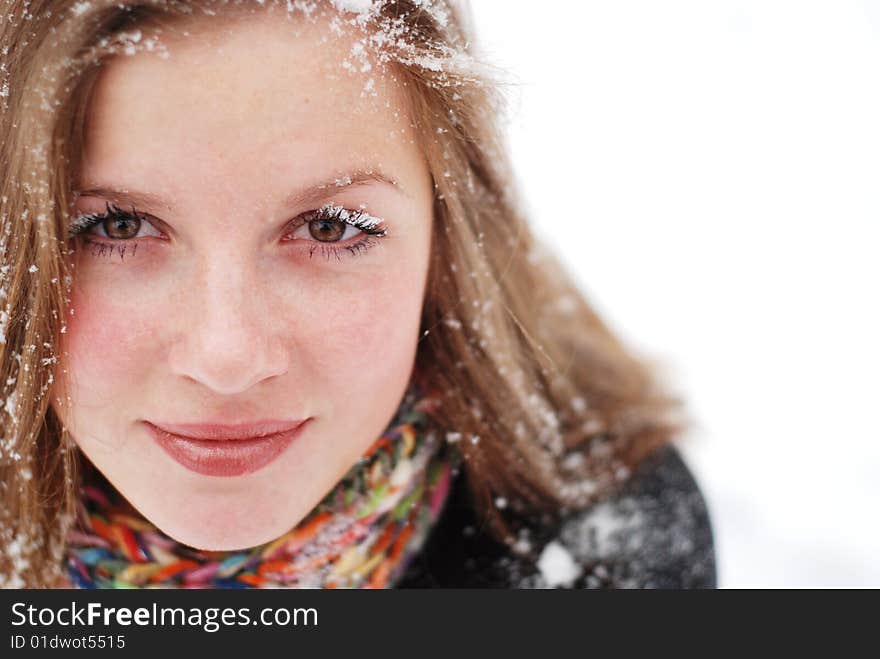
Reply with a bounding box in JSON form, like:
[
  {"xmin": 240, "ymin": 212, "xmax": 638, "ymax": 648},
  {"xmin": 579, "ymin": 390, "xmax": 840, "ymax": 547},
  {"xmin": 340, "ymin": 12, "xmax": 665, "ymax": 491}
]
[{"xmin": 316, "ymin": 202, "xmax": 386, "ymax": 235}]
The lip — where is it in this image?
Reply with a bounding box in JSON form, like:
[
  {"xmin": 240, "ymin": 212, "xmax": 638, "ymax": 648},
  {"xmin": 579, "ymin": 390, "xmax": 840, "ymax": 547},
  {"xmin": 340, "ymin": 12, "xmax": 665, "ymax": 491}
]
[{"xmin": 144, "ymin": 419, "xmax": 309, "ymax": 477}]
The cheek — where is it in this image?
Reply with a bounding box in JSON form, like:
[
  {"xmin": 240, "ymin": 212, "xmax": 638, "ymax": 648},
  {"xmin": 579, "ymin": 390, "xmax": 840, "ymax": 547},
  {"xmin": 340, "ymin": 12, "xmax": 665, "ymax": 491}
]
[
  {"xmin": 60, "ymin": 284, "xmax": 160, "ymax": 396},
  {"xmin": 295, "ymin": 263, "xmax": 427, "ymax": 383}
]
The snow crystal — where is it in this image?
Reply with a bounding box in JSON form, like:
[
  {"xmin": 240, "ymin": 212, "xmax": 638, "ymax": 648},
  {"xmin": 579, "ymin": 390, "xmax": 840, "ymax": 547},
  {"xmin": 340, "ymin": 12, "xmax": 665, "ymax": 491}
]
[
  {"xmin": 494, "ymin": 496, "xmax": 507, "ymax": 510},
  {"xmin": 27, "ymin": 264, "xmax": 38, "ymax": 273},
  {"xmin": 331, "ymin": 0, "xmax": 375, "ymax": 14},
  {"xmin": 411, "ymin": 54, "xmax": 444, "ymax": 72},
  {"xmin": 316, "ymin": 203, "xmax": 383, "ymax": 230},
  {"xmin": 562, "ymin": 456, "xmax": 586, "ymax": 479},
  {"xmin": 4, "ymin": 391, "xmax": 16, "ymax": 416},
  {"xmin": 445, "ymin": 431, "xmax": 462, "ymax": 444},
  {"xmin": 537, "ymin": 540, "xmax": 582, "ymax": 588},
  {"xmin": 71, "ymin": 1, "xmax": 91, "ymax": 16},
  {"xmin": 558, "ymin": 499, "xmax": 646, "ymax": 564},
  {"xmin": 3, "ymin": 538, "xmax": 29, "ymax": 587},
  {"xmin": 581, "ymin": 418, "xmax": 604, "ymax": 435},
  {"xmin": 512, "ymin": 535, "xmax": 532, "ymax": 555},
  {"xmin": 554, "ymin": 294, "xmax": 578, "ymax": 314}
]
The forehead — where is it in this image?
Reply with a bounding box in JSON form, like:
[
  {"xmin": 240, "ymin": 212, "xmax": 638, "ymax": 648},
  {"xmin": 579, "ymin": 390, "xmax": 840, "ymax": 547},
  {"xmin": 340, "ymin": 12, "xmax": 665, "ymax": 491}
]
[{"xmin": 80, "ymin": 10, "xmax": 416, "ymax": 193}]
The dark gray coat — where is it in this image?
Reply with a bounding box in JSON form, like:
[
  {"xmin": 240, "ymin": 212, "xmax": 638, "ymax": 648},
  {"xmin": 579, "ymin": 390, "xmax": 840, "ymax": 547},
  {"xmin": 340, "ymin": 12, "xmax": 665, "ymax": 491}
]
[{"xmin": 397, "ymin": 444, "xmax": 717, "ymax": 588}]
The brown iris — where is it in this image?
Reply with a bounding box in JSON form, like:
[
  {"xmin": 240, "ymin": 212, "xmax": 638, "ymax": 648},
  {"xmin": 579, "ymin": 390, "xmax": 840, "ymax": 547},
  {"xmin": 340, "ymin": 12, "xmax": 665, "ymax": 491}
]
[
  {"xmin": 104, "ymin": 214, "xmax": 141, "ymax": 239},
  {"xmin": 307, "ymin": 216, "xmax": 346, "ymax": 242}
]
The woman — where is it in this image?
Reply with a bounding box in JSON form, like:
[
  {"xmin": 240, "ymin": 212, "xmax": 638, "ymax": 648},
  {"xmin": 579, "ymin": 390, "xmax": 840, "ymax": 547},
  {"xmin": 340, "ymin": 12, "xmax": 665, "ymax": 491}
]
[{"xmin": 0, "ymin": 0, "xmax": 716, "ymax": 588}]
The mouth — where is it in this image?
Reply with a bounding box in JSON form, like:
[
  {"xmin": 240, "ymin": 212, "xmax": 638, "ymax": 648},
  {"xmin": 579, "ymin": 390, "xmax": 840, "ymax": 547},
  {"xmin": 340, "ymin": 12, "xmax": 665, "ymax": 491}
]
[{"xmin": 143, "ymin": 419, "xmax": 310, "ymax": 477}]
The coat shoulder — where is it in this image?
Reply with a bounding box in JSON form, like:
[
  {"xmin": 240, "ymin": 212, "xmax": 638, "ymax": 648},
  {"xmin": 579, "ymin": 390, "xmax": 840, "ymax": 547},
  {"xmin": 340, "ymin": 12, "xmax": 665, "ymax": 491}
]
[
  {"xmin": 396, "ymin": 443, "xmax": 717, "ymax": 589},
  {"xmin": 551, "ymin": 443, "xmax": 718, "ymax": 588}
]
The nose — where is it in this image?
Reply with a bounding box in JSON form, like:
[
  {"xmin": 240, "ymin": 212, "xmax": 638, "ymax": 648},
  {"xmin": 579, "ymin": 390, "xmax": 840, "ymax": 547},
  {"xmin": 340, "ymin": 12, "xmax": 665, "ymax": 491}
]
[{"xmin": 168, "ymin": 257, "xmax": 289, "ymax": 395}]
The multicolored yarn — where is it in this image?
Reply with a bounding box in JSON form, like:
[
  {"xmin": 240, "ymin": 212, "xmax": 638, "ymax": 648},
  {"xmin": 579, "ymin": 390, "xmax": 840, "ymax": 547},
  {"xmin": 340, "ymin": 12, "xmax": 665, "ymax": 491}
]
[{"xmin": 64, "ymin": 384, "xmax": 460, "ymax": 589}]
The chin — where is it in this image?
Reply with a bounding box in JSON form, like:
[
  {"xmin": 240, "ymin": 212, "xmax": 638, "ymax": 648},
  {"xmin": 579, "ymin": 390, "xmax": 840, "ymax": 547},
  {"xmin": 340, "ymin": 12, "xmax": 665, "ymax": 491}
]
[
  {"xmin": 156, "ymin": 521, "xmax": 291, "ymax": 552},
  {"xmin": 147, "ymin": 503, "xmax": 305, "ymax": 551}
]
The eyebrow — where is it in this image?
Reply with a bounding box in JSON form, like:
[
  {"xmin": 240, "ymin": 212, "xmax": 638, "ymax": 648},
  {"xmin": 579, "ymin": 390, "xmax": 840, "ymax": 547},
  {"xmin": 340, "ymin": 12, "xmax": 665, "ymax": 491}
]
[{"xmin": 74, "ymin": 169, "xmax": 404, "ymax": 214}]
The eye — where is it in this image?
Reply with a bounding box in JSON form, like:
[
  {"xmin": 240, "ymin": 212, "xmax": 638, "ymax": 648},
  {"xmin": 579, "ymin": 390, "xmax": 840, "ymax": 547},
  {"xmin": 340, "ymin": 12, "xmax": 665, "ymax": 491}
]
[
  {"xmin": 281, "ymin": 204, "xmax": 388, "ymax": 262},
  {"xmin": 282, "ymin": 204, "xmax": 387, "ymax": 244},
  {"xmin": 293, "ymin": 212, "xmax": 362, "ymax": 243},
  {"xmin": 69, "ymin": 201, "xmax": 163, "ymax": 241}
]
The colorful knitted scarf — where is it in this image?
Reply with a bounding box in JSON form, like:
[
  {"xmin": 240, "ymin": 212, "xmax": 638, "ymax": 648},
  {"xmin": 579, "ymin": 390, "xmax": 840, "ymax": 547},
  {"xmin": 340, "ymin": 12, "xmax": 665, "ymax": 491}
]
[{"xmin": 64, "ymin": 383, "xmax": 460, "ymax": 589}]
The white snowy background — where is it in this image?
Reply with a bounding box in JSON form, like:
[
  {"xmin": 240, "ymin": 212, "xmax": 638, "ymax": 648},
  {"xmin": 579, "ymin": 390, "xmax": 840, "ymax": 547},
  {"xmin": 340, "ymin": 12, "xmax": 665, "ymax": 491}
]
[{"xmin": 470, "ymin": 0, "xmax": 880, "ymax": 587}]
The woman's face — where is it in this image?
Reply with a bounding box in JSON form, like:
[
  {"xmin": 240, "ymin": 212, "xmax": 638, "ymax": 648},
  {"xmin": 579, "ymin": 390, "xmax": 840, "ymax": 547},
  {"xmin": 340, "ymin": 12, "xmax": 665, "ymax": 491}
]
[{"xmin": 50, "ymin": 11, "xmax": 434, "ymax": 549}]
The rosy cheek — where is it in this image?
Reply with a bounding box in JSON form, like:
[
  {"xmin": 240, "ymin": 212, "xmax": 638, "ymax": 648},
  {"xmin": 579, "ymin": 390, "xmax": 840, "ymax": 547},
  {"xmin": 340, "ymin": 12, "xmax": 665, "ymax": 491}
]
[
  {"xmin": 61, "ymin": 286, "xmax": 157, "ymax": 392},
  {"xmin": 301, "ymin": 273, "xmax": 423, "ymax": 377}
]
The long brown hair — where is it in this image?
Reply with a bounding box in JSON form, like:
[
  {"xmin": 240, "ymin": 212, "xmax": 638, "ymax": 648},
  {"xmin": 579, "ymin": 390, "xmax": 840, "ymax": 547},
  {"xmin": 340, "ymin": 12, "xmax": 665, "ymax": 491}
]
[{"xmin": 0, "ymin": 0, "xmax": 683, "ymax": 587}]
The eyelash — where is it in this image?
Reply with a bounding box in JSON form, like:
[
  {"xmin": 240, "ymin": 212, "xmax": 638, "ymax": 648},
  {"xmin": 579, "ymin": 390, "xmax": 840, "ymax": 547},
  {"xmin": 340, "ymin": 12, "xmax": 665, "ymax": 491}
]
[{"xmin": 67, "ymin": 201, "xmax": 388, "ymax": 263}]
